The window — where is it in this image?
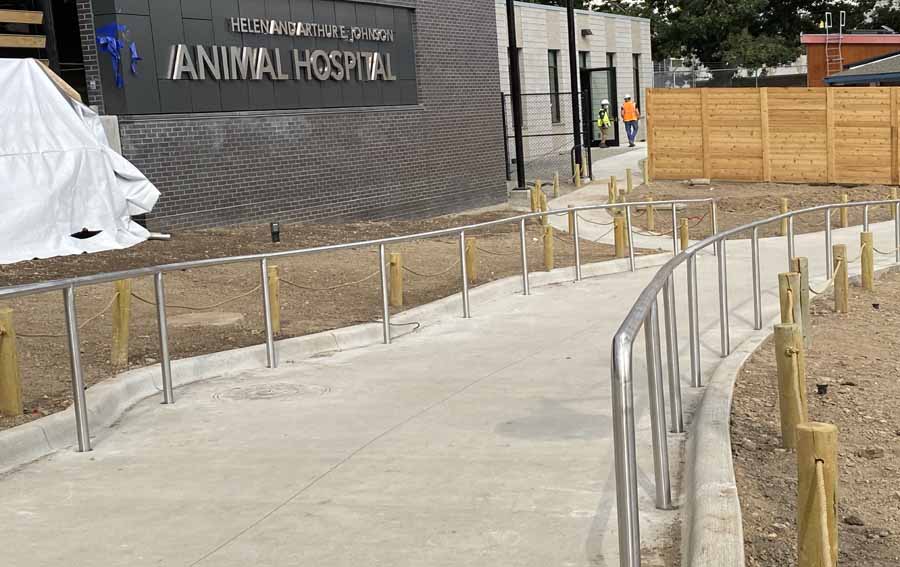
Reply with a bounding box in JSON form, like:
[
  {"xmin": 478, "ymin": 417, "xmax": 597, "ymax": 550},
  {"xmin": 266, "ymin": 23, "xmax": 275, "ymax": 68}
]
[
  {"xmin": 548, "ymin": 50, "xmax": 561, "ymax": 123},
  {"xmin": 606, "ymin": 52, "xmax": 616, "ymax": 69},
  {"xmin": 633, "ymin": 54, "xmax": 642, "ymax": 110},
  {"xmin": 579, "ymin": 51, "xmax": 591, "ymax": 70}
]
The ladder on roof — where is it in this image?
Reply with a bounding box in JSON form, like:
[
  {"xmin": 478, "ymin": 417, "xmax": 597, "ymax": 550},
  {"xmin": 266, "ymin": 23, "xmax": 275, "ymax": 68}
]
[{"xmin": 824, "ymin": 11, "xmax": 846, "ymax": 77}]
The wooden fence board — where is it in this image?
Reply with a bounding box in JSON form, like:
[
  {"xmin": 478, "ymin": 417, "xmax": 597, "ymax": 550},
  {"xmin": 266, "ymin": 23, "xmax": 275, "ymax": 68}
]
[{"xmin": 647, "ymin": 86, "xmax": 900, "ymax": 184}]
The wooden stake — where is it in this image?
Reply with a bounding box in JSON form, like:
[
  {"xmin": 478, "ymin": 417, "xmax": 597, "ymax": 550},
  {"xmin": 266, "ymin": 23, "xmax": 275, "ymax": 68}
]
[
  {"xmin": 778, "ymin": 272, "xmax": 803, "ymax": 326},
  {"xmin": 679, "ymin": 217, "xmax": 690, "ymax": 251},
  {"xmin": 833, "ymin": 244, "xmax": 849, "ymax": 314},
  {"xmin": 465, "ymin": 238, "xmax": 477, "ymax": 284},
  {"xmin": 0, "ymin": 308, "xmax": 22, "ymax": 417},
  {"xmin": 543, "ymin": 226, "xmax": 554, "ymax": 271},
  {"xmin": 791, "ymin": 257, "xmax": 811, "ymax": 349},
  {"xmin": 553, "ymin": 172, "xmax": 560, "ymax": 198},
  {"xmin": 840, "ymin": 194, "xmax": 849, "ymax": 228},
  {"xmin": 780, "ymin": 198, "xmax": 789, "ymax": 236},
  {"xmin": 614, "ymin": 214, "xmax": 626, "ymax": 258},
  {"xmin": 567, "ymin": 204, "xmax": 575, "ymax": 235},
  {"xmin": 861, "ymin": 232, "xmax": 874, "ymax": 291},
  {"xmin": 626, "ymin": 168, "xmax": 633, "ymax": 194},
  {"xmin": 610, "ymin": 175, "xmax": 618, "ymax": 198},
  {"xmin": 797, "ymin": 422, "xmax": 838, "ymax": 567},
  {"xmin": 267, "ymin": 265, "xmax": 281, "ymax": 334},
  {"xmin": 646, "ymin": 196, "xmax": 656, "ymax": 232},
  {"xmin": 574, "ymin": 164, "xmax": 582, "ymax": 188},
  {"xmin": 608, "ymin": 179, "xmax": 616, "ymax": 205},
  {"xmin": 112, "ymin": 279, "xmax": 133, "ymax": 368},
  {"xmin": 642, "ymin": 158, "xmax": 650, "ymax": 185},
  {"xmin": 774, "ymin": 323, "xmax": 808, "ymax": 450},
  {"xmin": 389, "ymin": 253, "xmax": 403, "ymax": 307}
]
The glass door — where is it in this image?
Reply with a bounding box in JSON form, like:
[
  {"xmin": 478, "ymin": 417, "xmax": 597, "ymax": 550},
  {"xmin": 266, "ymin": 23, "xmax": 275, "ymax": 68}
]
[{"xmin": 581, "ymin": 67, "xmax": 619, "ymax": 147}]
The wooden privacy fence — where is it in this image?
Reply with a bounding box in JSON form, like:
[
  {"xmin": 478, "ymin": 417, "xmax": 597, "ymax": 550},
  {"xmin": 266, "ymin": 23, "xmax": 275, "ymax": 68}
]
[{"xmin": 646, "ymin": 87, "xmax": 900, "ymax": 185}]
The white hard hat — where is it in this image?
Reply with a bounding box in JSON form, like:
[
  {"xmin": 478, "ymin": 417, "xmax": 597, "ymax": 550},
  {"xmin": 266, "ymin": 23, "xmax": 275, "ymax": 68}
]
[
  {"xmin": 601, "ymin": 99, "xmax": 610, "ymax": 105},
  {"xmin": 624, "ymin": 94, "xmax": 632, "ymax": 99}
]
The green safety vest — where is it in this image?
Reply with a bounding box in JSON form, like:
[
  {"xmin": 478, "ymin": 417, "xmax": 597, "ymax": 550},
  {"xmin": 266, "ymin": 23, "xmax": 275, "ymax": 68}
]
[{"xmin": 597, "ymin": 108, "xmax": 611, "ymax": 128}]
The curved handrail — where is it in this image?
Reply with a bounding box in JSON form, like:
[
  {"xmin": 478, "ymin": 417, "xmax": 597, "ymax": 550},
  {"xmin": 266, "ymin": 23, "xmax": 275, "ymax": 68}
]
[
  {"xmin": 2, "ymin": 196, "xmax": 714, "ymax": 455},
  {"xmin": 0, "ymin": 198, "xmax": 713, "ymax": 300},
  {"xmin": 609, "ymin": 197, "xmax": 900, "ymax": 567}
]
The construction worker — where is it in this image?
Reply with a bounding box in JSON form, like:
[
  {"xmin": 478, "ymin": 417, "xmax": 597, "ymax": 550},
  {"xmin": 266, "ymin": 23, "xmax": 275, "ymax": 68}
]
[
  {"xmin": 597, "ymin": 99, "xmax": 612, "ymax": 147},
  {"xmin": 620, "ymin": 94, "xmax": 641, "ymax": 147}
]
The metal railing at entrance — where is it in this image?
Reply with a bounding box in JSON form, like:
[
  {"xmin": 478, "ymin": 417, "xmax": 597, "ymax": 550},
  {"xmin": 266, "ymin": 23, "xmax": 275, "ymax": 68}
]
[
  {"xmin": 0, "ymin": 197, "xmax": 715, "ymax": 453},
  {"xmin": 610, "ymin": 199, "xmax": 900, "ymax": 566}
]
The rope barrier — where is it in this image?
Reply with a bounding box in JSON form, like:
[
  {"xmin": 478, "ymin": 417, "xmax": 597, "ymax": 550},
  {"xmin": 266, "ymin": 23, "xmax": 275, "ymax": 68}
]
[
  {"xmin": 281, "ymin": 271, "xmax": 380, "ymax": 291},
  {"xmin": 475, "ymin": 245, "xmax": 519, "ymax": 257},
  {"xmin": 131, "ymin": 286, "xmax": 262, "ymax": 310},
  {"xmin": 815, "ymin": 460, "xmax": 834, "ymax": 567},
  {"xmin": 579, "ymin": 216, "xmax": 615, "ymax": 227},
  {"xmin": 809, "ymin": 259, "xmax": 843, "ymax": 296},
  {"xmin": 17, "ymin": 292, "xmax": 120, "ymax": 339},
  {"xmin": 874, "ymin": 244, "xmax": 900, "ymax": 256},
  {"xmin": 401, "ymin": 259, "xmax": 461, "ymax": 278},
  {"xmin": 845, "ymin": 242, "xmax": 866, "ymax": 264},
  {"xmin": 590, "ymin": 226, "xmax": 616, "ymax": 242}
]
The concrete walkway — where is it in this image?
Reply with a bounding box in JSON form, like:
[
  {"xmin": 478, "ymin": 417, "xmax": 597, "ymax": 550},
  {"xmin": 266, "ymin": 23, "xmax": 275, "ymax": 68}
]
[{"xmin": 2, "ymin": 203, "xmax": 898, "ymax": 566}]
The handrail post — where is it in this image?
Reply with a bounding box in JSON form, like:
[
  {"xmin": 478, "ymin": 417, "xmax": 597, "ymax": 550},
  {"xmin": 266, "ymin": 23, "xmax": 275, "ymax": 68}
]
[
  {"xmin": 895, "ymin": 202, "xmax": 900, "ymax": 264},
  {"xmin": 154, "ymin": 273, "xmax": 174, "ymax": 404},
  {"xmin": 752, "ymin": 227, "xmax": 762, "ymax": 330},
  {"xmin": 670, "ymin": 204, "xmax": 678, "ymax": 255},
  {"xmin": 260, "ymin": 258, "xmax": 277, "ymax": 369},
  {"xmin": 863, "ymin": 204, "xmax": 870, "ymax": 232},
  {"xmin": 519, "ymin": 218, "xmax": 530, "ymax": 295},
  {"xmin": 825, "ymin": 209, "xmax": 833, "ymax": 278},
  {"xmin": 379, "ymin": 244, "xmax": 391, "ymax": 344},
  {"xmin": 459, "ymin": 231, "xmax": 471, "ymax": 318},
  {"xmin": 787, "ymin": 216, "xmax": 796, "ymax": 270},
  {"xmin": 572, "ymin": 211, "xmax": 583, "ymax": 281},
  {"xmin": 687, "ymin": 254, "xmax": 702, "ymax": 387},
  {"xmin": 663, "ymin": 275, "xmax": 684, "ymax": 433},
  {"xmin": 645, "ymin": 299, "xmax": 673, "ymax": 510},
  {"xmin": 625, "ymin": 205, "xmax": 636, "ymax": 272},
  {"xmin": 711, "ymin": 200, "xmax": 719, "ymax": 256},
  {"xmin": 717, "ymin": 239, "xmax": 731, "ymax": 357},
  {"xmin": 611, "ymin": 338, "xmax": 641, "ymax": 567},
  {"xmin": 63, "ymin": 286, "xmax": 91, "ymax": 452}
]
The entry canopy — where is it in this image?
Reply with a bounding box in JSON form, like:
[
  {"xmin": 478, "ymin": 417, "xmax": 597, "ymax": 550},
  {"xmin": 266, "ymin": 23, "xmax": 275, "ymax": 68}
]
[{"xmin": 0, "ymin": 58, "xmax": 159, "ymax": 265}]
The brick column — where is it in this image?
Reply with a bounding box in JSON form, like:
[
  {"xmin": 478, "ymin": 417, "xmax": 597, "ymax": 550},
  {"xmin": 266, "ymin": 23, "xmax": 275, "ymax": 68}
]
[{"xmin": 75, "ymin": 0, "xmax": 104, "ymax": 113}]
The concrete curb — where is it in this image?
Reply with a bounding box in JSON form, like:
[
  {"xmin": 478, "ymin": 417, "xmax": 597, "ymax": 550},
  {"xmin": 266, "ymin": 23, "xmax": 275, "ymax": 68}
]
[{"xmin": 0, "ymin": 252, "xmax": 672, "ymax": 474}]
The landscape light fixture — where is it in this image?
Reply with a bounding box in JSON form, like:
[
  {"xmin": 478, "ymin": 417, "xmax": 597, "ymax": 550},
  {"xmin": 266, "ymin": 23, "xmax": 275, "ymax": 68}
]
[{"xmin": 270, "ymin": 222, "xmax": 281, "ymax": 243}]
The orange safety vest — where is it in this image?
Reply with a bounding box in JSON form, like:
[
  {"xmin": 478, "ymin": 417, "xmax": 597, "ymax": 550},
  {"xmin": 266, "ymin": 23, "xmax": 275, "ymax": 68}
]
[{"xmin": 622, "ymin": 101, "xmax": 639, "ymax": 122}]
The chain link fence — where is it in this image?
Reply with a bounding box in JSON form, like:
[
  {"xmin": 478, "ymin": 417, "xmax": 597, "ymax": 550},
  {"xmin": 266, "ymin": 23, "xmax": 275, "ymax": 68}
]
[
  {"xmin": 653, "ymin": 65, "xmax": 808, "ymax": 89},
  {"xmin": 502, "ymin": 92, "xmax": 589, "ymax": 185}
]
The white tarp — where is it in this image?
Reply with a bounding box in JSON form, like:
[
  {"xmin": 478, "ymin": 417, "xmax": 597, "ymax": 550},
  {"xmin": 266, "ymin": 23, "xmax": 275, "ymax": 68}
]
[{"xmin": 0, "ymin": 58, "xmax": 159, "ymax": 265}]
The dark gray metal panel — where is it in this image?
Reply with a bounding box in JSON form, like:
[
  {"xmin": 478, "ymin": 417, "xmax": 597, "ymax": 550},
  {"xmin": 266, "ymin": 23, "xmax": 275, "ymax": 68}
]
[
  {"xmin": 105, "ymin": 0, "xmax": 150, "ymax": 16},
  {"xmin": 149, "ymin": 0, "xmax": 193, "ymax": 112},
  {"xmin": 392, "ymin": 6, "xmax": 414, "ymax": 80},
  {"xmin": 290, "ymin": 0, "xmax": 322, "ymax": 109},
  {"xmin": 314, "ymin": 0, "xmax": 341, "ymax": 108},
  {"xmin": 118, "ymin": 14, "xmax": 162, "ymax": 113},
  {"xmin": 353, "ymin": 1, "xmax": 381, "ymax": 106},
  {"xmin": 212, "ymin": 0, "xmax": 250, "ymax": 111},
  {"xmin": 266, "ymin": 0, "xmax": 296, "ymax": 110},
  {"xmin": 94, "ymin": 13, "xmax": 128, "ymax": 115},
  {"xmin": 183, "ymin": 19, "xmax": 222, "ymax": 112},
  {"xmin": 181, "ymin": 0, "xmax": 212, "ymax": 20},
  {"xmin": 239, "ymin": 0, "xmax": 276, "ymax": 110}
]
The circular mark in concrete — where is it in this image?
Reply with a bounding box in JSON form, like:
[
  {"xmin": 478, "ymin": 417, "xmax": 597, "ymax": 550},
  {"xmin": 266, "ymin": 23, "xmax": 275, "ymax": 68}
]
[
  {"xmin": 213, "ymin": 382, "xmax": 330, "ymax": 402},
  {"xmin": 169, "ymin": 311, "xmax": 244, "ymax": 328}
]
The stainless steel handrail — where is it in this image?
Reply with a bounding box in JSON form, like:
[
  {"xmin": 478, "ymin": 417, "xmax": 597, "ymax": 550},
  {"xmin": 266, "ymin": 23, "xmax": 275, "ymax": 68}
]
[
  {"xmin": 1, "ymin": 197, "xmax": 714, "ymax": 453},
  {"xmin": 610, "ymin": 198, "xmax": 900, "ymax": 567}
]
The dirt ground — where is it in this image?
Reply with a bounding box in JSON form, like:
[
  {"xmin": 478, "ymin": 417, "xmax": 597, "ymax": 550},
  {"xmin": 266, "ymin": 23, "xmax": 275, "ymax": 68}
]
[
  {"xmin": 732, "ymin": 270, "xmax": 900, "ymax": 566},
  {"xmin": 629, "ymin": 180, "xmax": 899, "ymax": 240},
  {"xmin": 0, "ymin": 209, "xmax": 642, "ymax": 431}
]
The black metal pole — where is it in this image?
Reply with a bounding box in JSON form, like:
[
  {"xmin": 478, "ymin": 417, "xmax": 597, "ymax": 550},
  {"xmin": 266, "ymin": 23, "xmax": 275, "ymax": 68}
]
[
  {"xmin": 506, "ymin": 0, "xmax": 526, "ymax": 189},
  {"xmin": 567, "ymin": 0, "xmax": 583, "ymax": 178}
]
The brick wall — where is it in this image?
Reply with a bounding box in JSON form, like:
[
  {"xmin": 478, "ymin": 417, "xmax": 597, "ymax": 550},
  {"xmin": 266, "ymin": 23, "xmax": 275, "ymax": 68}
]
[
  {"xmin": 111, "ymin": 0, "xmax": 506, "ymax": 230},
  {"xmin": 75, "ymin": 0, "xmax": 103, "ymax": 112}
]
